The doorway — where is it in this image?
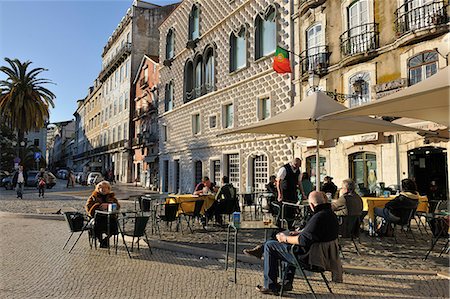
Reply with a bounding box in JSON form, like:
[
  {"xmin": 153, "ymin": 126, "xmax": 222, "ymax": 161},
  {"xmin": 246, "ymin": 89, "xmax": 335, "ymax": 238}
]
[{"xmin": 408, "ymin": 146, "xmax": 448, "ymax": 197}]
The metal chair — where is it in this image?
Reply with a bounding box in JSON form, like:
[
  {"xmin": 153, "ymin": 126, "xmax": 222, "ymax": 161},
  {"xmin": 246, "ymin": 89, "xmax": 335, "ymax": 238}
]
[
  {"xmin": 63, "ymin": 211, "xmax": 93, "ymax": 253},
  {"xmin": 338, "ymin": 215, "xmax": 361, "ymax": 257},
  {"xmin": 391, "ymin": 208, "xmax": 417, "ymax": 243},
  {"xmin": 155, "ymin": 203, "xmax": 180, "ymax": 236},
  {"xmin": 179, "ymin": 200, "xmax": 204, "ymax": 233},
  {"xmin": 119, "ymin": 214, "xmax": 152, "ymax": 256}
]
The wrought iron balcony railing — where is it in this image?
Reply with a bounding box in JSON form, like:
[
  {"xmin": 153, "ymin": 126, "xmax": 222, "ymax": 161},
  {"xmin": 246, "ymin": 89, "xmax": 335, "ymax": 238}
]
[
  {"xmin": 395, "ymin": 0, "xmax": 447, "ymax": 36},
  {"xmin": 340, "ymin": 23, "xmax": 379, "ymax": 57},
  {"xmin": 99, "ymin": 43, "xmax": 132, "ymax": 82},
  {"xmin": 300, "ymin": 45, "xmax": 330, "ymax": 75}
]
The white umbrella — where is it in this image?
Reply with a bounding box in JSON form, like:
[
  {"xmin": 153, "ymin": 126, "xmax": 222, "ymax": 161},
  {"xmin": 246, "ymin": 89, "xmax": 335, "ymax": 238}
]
[
  {"xmin": 223, "ymin": 92, "xmax": 424, "ymax": 191},
  {"xmin": 320, "ymin": 67, "xmax": 449, "ymax": 127}
]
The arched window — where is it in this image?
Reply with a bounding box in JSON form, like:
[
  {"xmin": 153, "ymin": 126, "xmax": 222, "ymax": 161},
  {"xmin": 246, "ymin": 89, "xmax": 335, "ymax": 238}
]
[
  {"xmin": 189, "ymin": 4, "xmax": 200, "ymax": 40},
  {"xmin": 349, "ymin": 72, "xmax": 370, "ymax": 107},
  {"xmin": 166, "ymin": 29, "xmax": 174, "ymax": 60},
  {"xmin": 230, "ymin": 27, "xmax": 247, "ymax": 72},
  {"xmin": 194, "ymin": 55, "xmax": 203, "ymax": 97},
  {"xmin": 164, "ymin": 82, "xmax": 173, "ymax": 112},
  {"xmin": 408, "ymin": 50, "xmax": 438, "ymax": 86},
  {"xmin": 255, "ymin": 6, "xmax": 277, "ymax": 60},
  {"xmin": 184, "ymin": 60, "xmax": 194, "ymax": 102},
  {"xmin": 204, "ymin": 47, "xmax": 215, "ymax": 93}
]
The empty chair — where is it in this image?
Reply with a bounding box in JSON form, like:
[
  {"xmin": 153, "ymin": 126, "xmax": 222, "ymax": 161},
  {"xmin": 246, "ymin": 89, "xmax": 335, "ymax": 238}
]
[
  {"xmin": 63, "ymin": 211, "xmax": 93, "ymax": 253},
  {"xmin": 179, "ymin": 200, "xmax": 204, "ymax": 233},
  {"xmin": 155, "ymin": 203, "xmax": 180, "ymax": 236},
  {"xmin": 120, "ymin": 214, "xmax": 151, "ymax": 257},
  {"xmin": 338, "ymin": 215, "xmax": 361, "ymax": 257}
]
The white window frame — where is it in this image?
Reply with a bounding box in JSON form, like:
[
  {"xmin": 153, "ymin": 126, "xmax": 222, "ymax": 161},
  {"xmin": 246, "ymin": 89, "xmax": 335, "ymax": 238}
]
[{"xmin": 222, "ymin": 103, "xmax": 234, "ymax": 129}]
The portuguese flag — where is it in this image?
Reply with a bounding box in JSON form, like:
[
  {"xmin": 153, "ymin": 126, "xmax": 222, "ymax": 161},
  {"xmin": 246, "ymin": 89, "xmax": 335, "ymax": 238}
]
[{"xmin": 273, "ymin": 46, "xmax": 292, "ymax": 74}]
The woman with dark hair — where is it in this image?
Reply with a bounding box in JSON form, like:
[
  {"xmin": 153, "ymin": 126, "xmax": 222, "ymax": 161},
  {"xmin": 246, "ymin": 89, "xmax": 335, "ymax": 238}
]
[
  {"xmin": 374, "ymin": 178, "xmax": 419, "ymax": 227},
  {"xmin": 300, "ymin": 172, "xmax": 314, "ymax": 201}
]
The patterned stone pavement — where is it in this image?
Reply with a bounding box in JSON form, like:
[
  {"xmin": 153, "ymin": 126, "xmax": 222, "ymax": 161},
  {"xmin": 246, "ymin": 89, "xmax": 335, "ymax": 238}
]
[{"xmin": 0, "ymin": 214, "xmax": 449, "ymax": 299}]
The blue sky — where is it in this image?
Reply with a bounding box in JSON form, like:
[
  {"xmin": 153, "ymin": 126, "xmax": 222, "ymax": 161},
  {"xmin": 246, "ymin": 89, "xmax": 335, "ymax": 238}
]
[{"xmin": 0, "ymin": 0, "xmax": 178, "ymax": 123}]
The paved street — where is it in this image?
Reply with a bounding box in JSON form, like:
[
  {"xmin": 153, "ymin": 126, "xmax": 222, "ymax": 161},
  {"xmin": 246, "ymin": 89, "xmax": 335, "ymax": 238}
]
[{"xmin": 1, "ymin": 214, "xmax": 449, "ymax": 299}]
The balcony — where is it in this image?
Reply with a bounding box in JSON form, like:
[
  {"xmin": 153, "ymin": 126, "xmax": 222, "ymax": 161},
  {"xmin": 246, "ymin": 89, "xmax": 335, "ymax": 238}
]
[
  {"xmin": 340, "ymin": 23, "xmax": 379, "ymax": 66},
  {"xmin": 99, "ymin": 43, "xmax": 132, "ymax": 82},
  {"xmin": 395, "ymin": 1, "xmax": 448, "ymax": 46},
  {"xmin": 299, "ymin": 0, "xmax": 327, "ymax": 15},
  {"xmin": 133, "ymin": 104, "xmax": 156, "ymax": 120},
  {"xmin": 143, "ymin": 131, "xmax": 158, "ymax": 145},
  {"xmin": 139, "ymin": 77, "xmax": 149, "ymax": 89},
  {"xmin": 300, "ymin": 45, "xmax": 330, "ymax": 77}
]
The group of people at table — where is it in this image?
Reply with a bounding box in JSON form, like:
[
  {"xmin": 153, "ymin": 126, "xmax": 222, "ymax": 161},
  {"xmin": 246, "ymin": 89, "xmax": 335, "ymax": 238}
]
[{"xmin": 81, "ymin": 156, "xmax": 428, "ymax": 296}]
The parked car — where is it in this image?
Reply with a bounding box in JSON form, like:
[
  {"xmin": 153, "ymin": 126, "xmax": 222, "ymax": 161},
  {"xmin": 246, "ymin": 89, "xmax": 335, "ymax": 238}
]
[
  {"xmin": 87, "ymin": 172, "xmax": 103, "ymax": 185},
  {"xmin": 57, "ymin": 169, "xmax": 69, "ymax": 179},
  {"xmin": 2, "ymin": 175, "xmax": 13, "ymax": 190},
  {"xmin": 0, "ymin": 171, "xmax": 10, "ymax": 187},
  {"xmin": 26, "ymin": 171, "xmax": 39, "ymax": 187},
  {"xmin": 75, "ymin": 172, "xmax": 87, "ymax": 185}
]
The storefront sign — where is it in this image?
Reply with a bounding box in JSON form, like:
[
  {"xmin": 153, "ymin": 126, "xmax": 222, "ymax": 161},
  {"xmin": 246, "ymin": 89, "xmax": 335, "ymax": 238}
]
[{"xmin": 374, "ymin": 78, "xmax": 407, "ymax": 99}]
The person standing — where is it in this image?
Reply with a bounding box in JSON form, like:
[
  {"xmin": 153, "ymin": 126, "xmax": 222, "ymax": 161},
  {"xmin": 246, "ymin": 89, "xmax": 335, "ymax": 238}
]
[
  {"xmin": 12, "ymin": 165, "xmax": 26, "ymax": 199},
  {"xmin": 66, "ymin": 170, "xmax": 75, "ymax": 188},
  {"xmin": 36, "ymin": 168, "xmax": 48, "ymax": 198},
  {"xmin": 276, "ymin": 158, "xmax": 306, "ymax": 229}
]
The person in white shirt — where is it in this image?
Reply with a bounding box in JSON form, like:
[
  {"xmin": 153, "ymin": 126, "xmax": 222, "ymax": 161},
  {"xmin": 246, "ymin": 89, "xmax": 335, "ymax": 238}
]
[{"xmin": 13, "ymin": 165, "xmax": 26, "ymax": 199}]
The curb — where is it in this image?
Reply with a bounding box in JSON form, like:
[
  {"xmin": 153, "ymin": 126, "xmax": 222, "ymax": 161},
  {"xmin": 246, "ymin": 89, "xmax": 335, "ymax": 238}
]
[{"xmin": 1, "ymin": 212, "xmax": 443, "ymax": 277}]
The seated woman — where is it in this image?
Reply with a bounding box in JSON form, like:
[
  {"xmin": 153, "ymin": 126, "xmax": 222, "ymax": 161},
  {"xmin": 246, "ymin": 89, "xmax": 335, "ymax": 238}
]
[
  {"xmin": 374, "ymin": 178, "xmax": 419, "ymax": 227},
  {"xmin": 85, "ymin": 181, "xmax": 120, "ymax": 248}
]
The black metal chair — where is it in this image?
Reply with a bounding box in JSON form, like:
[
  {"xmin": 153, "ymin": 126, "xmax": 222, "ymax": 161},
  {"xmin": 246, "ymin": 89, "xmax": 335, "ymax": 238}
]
[
  {"xmin": 155, "ymin": 203, "xmax": 180, "ymax": 237},
  {"xmin": 179, "ymin": 200, "xmax": 204, "ymax": 233},
  {"xmin": 424, "ymin": 214, "xmax": 449, "ymax": 260},
  {"xmin": 119, "ymin": 214, "xmax": 152, "ymax": 256},
  {"xmin": 390, "ymin": 208, "xmax": 417, "ymax": 243},
  {"xmin": 338, "ymin": 215, "xmax": 361, "ymax": 257},
  {"xmin": 280, "ymin": 240, "xmax": 341, "ymax": 298},
  {"xmin": 63, "ymin": 211, "xmax": 93, "ymax": 253}
]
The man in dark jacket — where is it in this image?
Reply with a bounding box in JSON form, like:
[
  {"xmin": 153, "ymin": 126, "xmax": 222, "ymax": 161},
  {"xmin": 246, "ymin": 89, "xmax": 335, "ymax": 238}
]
[
  {"xmin": 12, "ymin": 165, "xmax": 27, "ymax": 199},
  {"xmin": 321, "ymin": 176, "xmax": 338, "ymax": 199},
  {"xmin": 256, "ymin": 191, "xmax": 339, "ymax": 295},
  {"xmin": 204, "ymin": 176, "xmax": 237, "ymax": 225}
]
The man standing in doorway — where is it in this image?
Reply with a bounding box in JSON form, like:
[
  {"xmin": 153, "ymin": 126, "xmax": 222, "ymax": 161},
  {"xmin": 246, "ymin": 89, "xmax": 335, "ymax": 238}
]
[{"xmin": 275, "ymin": 157, "xmax": 306, "ymax": 228}]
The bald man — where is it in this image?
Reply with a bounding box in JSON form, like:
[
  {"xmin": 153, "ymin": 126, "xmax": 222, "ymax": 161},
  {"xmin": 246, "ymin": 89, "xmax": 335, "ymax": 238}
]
[{"xmin": 256, "ymin": 191, "xmax": 339, "ymax": 295}]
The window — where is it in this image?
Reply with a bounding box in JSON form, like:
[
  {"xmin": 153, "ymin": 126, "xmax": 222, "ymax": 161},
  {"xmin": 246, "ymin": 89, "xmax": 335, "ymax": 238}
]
[
  {"xmin": 184, "ymin": 60, "xmax": 194, "ymax": 102},
  {"xmin": 305, "ymin": 23, "xmax": 325, "ymax": 71},
  {"xmin": 112, "ymin": 127, "xmax": 116, "ymax": 142},
  {"xmin": 109, "ymin": 104, "xmax": 112, "ymax": 118},
  {"xmin": 194, "ymin": 161, "xmax": 202, "ymax": 186},
  {"xmin": 163, "ymin": 160, "xmax": 169, "ymax": 193},
  {"xmin": 204, "ymin": 48, "xmax": 215, "ymax": 93},
  {"xmin": 258, "ymin": 97, "xmax": 270, "ymax": 120},
  {"xmin": 194, "ymin": 56, "xmax": 203, "ymax": 97},
  {"xmin": 223, "ymin": 103, "xmax": 234, "ymax": 128},
  {"xmin": 349, "ymin": 72, "xmax": 371, "ymax": 107},
  {"xmin": 165, "ymin": 82, "xmax": 174, "ymax": 112},
  {"xmin": 114, "ymin": 99, "xmax": 118, "ymax": 114},
  {"xmin": 166, "ymin": 29, "xmax": 175, "ymax": 59},
  {"xmin": 227, "ymin": 154, "xmax": 240, "ymax": 189},
  {"xmin": 125, "ymin": 59, "xmax": 130, "ymax": 78},
  {"xmin": 252, "ymin": 155, "xmax": 268, "ymax": 192},
  {"xmin": 255, "ymin": 6, "xmax": 277, "ymax": 60},
  {"xmin": 230, "ymin": 27, "xmax": 247, "ymax": 72},
  {"xmin": 118, "ymin": 124, "xmax": 122, "ymax": 140},
  {"xmin": 209, "ymin": 115, "xmax": 217, "ymax": 128},
  {"xmin": 174, "ymin": 160, "xmax": 180, "ymax": 193},
  {"xmin": 349, "ymin": 152, "xmax": 377, "ymax": 192},
  {"xmin": 123, "ymin": 122, "xmax": 127, "ymax": 139},
  {"xmin": 189, "ymin": 5, "xmax": 200, "ymax": 40},
  {"xmin": 124, "ymin": 92, "xmax": 128, "ymax": 110},
  {"xmin": 119, "ymin": 95, "xmax": 123, "ymax": 112},
  {"xmin": 192, "ymin": 113, "xmax": 201, "ymax": 135},
  {"xmin": 144, "ymin": 66, "xmax": 149, "ymax": 82},
  {"xmin": 408, "ymin": 50, "xmax": 438, "ymax": 86},
  {"xmin": 344, "ymin": 0, "xmax": 376, "ymax": 55},
  {"xmin": 162, "ymin": 125, "xmax": 168, "ymax": 142},
  {"xmin": 34, "ymin": 139, "xmax": 39, "ymax": 146},
  {"xmin": 212, "ymin": 160, "xmax": 221, "ymax": 185},
  {"xmin": 120, "ymin": 65, "xmax": 124, "ymax": 82}
]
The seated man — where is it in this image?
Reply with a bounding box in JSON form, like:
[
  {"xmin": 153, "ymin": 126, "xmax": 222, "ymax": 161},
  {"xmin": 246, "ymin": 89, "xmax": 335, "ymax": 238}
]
[
  {"xmin": 332, "ymin": 179, "xmax": 363, "ymax": 217},
  {"xmin": 204, "ymin": 176, "xmax": 237, "ymax": 225},
  {"xmin": 256, "ymin": 191, "xmax": 338, "ymax": 295},
  {"xmin": 321, "ymin": 176, "xmax": 338, "ymax": 199},
  {"xmin": 193, "ymin": 176, "xmax": 215, "ymax": 195}
]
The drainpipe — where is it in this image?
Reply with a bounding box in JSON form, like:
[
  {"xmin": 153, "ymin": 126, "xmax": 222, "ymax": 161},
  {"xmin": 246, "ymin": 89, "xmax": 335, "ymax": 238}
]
[{"xmin": 289, "ymin": 0, "xmax": 296, "ymax": 108}]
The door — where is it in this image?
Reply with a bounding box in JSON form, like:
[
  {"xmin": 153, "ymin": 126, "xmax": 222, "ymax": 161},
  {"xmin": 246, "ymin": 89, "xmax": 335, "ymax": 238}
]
[
  {"xmin": 252, "ymin": 155, "xmax": 268, "ymax": 192},
  {"xmin": 306, "ymin": 23, "xmax": 324, "ymax": 71},
  {"xmin": 349, "ymin": 152, "xmax": 377, "ymax": 193},
  {"xmin": 348, "ymin": 0, "xmax": 370, "ymax": 54}
]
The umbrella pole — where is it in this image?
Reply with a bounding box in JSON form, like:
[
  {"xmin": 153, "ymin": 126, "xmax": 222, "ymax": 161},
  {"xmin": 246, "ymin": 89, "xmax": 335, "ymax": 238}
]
[{"xmin": 316, "ymin": 128, "xmax": 320, "ymax": 191}]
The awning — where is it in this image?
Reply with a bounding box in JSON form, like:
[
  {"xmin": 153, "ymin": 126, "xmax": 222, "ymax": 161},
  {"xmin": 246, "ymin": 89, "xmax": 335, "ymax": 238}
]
[{"xmin": 144, "ymin": 155, "xmax": 158, "ymax": 163}]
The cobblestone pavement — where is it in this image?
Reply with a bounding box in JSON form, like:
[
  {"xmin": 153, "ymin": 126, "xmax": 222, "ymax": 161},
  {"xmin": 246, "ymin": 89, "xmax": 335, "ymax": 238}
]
[{"xmin": 0, "ymin": 215, "xmax": 448, "ymax": 299}]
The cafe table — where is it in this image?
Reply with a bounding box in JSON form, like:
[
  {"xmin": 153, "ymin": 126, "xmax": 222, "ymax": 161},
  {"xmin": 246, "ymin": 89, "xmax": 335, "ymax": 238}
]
[
  {"xmin": 165, "ymin": 194, "xmax": 215, "ymax": 216},
  {"xmin": 94, "ymin": 210, "xmax": 131, "ymax": 258},
  {"xmin": 362, "ymin": 195, "xmax": 429, "ymax": 236},
  {"xmin": 225, "ymin": 220, "xmax": 279, "ymax": 283}
]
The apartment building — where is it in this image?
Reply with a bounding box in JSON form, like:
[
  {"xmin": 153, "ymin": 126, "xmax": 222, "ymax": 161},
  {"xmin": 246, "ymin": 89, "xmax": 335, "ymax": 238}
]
[
  {"xmin": 73, "ymin": 0, "xmax": 177, "ymax": 183},
  {"xmin": 295, "ymin": 0, "xmax": 449, "ymax": 195},
  {"xmin": 132, "ymin": 55, "xmax": 159, "ymax": 189},
  {"xmin": 158, "ymin": 0, "xmax": 296, "ymax": 193}
]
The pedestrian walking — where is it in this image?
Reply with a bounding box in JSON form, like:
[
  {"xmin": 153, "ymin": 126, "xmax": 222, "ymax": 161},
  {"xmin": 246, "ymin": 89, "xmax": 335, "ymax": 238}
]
[
  {"xmin": 12, "ymin": 165, "xmax": 26, "ymax": 199},
  {"xmin": 66, "ymin": 170, "xmax": 75, "ymax": 188},
  {"xmin": 36, "ymin": 168, "xmax": 47, "ymax": 198}
]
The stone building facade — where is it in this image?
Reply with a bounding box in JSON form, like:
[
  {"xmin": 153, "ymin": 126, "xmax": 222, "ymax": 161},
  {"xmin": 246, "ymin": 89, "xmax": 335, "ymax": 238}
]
[
  {"xmin": 295, "ymin": 0, "xmax": 449, "ymax": 196},
  {"xmin": 132, "ymin": 55, "xmax": 160, "ymax": 189},
  {"xmin": 158, "ymin": 0, "xmax": 297, "ymax": 193},
  {"xmin": 73, "ymin": 0, "xmax": 177, "ymax": 183}
]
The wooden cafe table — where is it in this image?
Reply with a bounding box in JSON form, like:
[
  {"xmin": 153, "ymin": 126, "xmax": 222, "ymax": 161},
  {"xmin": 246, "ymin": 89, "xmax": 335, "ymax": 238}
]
[
  {"xmin": 165, "ymin": 194, "xmax": 216, "ymax": 215},
  {"xmin": 362, "ymin": 195, "xmax": 429, "ymax": 236}
]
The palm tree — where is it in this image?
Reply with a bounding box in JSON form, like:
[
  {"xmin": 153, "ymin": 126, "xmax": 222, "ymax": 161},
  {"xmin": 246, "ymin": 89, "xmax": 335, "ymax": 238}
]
[{"xmin": 0, "ymin": 58, "xmax": 55, "ymax": 142}]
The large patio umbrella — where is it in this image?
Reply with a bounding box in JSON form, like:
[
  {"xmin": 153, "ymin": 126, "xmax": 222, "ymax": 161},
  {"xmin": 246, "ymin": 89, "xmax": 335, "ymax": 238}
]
[
  {"xmin": 222, "ymin": 92, "xmax": 424, "ymax": 191},
  {"xmin": 320, "ymin": 66, "xmax": 449, "ymax": 127}
]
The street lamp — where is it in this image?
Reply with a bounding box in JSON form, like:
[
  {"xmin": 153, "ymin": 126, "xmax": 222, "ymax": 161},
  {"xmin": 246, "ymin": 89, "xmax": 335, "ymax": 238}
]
[{"xmin": 308, "ymin": 71, "xmax": 320, "ymax": 91}]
